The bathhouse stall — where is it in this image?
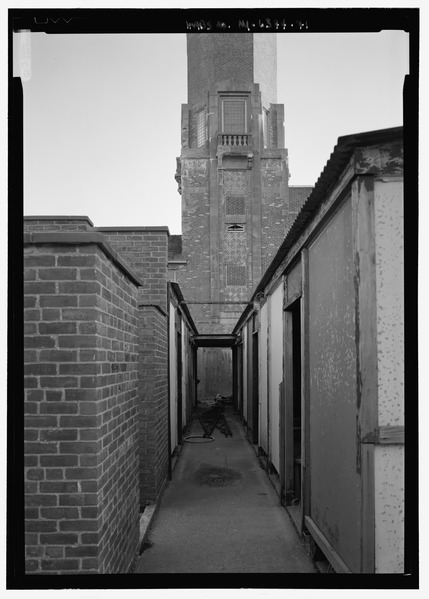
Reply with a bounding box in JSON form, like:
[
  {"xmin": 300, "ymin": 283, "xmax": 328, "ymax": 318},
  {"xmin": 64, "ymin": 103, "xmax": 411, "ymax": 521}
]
[{"xmin": 233, "ymin": 127, "xmax": 405, "ymax": 573}]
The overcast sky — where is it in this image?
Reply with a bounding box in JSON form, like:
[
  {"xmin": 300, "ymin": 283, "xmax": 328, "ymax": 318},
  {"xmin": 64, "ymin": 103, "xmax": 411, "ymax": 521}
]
[{"xmin": 18, "ymin": 29, "xmax": 409, "ymax": 234}]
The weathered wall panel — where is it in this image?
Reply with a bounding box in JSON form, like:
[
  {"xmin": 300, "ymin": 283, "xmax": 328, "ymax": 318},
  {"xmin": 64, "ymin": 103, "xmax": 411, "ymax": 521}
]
[
  {"xmin": 374, "ymin": 180, "xmax": 404, "ymax": 427},
  {"xmin": 374, "ymin": 445, "xmax": 404, "ymax": 572},
  {"xmin": 308, "ymin": 198, "xmax": 362, "ymax": 573},
  {"xmin": 373, "ymin": 179, "xmax": 404, "ymax": 572}
]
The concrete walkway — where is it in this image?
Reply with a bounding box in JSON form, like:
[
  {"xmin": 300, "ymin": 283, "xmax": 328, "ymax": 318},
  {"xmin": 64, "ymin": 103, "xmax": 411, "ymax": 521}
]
[{"xmin": 135, "ymin": 406, "xmax": 316, "ymax": 574}]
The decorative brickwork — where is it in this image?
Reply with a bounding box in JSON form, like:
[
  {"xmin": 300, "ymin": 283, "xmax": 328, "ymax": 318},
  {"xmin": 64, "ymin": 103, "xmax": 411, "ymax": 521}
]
[
  {"xmin": 223, "ymin": 170, "xmax": 247, "ymax": 194},
  {"xmin": 224, "ymin": 229, "xmax": 247, "ymax": 265},
  {"xmin": 23, "ymin": 236, "xmax": 141, "ymax": 574},
  {"xmin": 261, "ymin": 157, "xmax": 289, "ymax": 272},
  {"xmin": 226, "ymin": 264, "xmax": 247, "ymax": 286},
  {"xmin": 225, "ymin": 196, "xmax": 245, "ymax": 215}
]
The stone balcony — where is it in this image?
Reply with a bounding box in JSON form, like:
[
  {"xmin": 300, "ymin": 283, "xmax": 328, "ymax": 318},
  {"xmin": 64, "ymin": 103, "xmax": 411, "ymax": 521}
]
[{"xmin": 218, "ymin": 133, "xmax": 252, "ymax": 148}]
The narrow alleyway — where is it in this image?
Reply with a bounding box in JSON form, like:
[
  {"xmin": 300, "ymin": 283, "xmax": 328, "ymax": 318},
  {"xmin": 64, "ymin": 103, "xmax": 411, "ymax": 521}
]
[{"xmin": 135, "ymin": 404, "xmax": 316, "ymax": 574}]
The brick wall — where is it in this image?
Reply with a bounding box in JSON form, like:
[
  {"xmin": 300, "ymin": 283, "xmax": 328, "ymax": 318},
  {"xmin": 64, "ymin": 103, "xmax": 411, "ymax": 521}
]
[
  {"xmin": 186, "ymin": 33, "xmax": 277, "ymax": 110},
  {"xmin": 98, "ymin": 228, "xmax": 169, "ymax": 313},
  {"xmin": 98, "ymin": 227, "xmax": 171, "ymax": 504},
  {"xmin": 24, "ymin": 233, "xmax": 141, "ymax": 574},
  {"xmin": 261, "ymin": 156, "xmax": 289, "ymax": 273},
  {"xmin": 138, "ymin": 306, "xmax": 169, "ymax": 503}
]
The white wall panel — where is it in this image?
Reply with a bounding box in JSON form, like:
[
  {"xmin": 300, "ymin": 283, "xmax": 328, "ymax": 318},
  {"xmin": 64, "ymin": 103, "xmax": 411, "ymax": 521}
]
[
  {"xmin": 259, "ymin": 303, "xmax": 268, "ymax": 453},
  {"xmin": 269, "ymin": 283, "xmax": 283, "ymax": 472}
]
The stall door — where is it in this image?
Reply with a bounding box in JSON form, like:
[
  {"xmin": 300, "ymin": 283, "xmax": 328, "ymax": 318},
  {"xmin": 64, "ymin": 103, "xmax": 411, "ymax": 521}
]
[
  {"xmin": 284, "ymin": 298, "xmax": 302, "ymax": 504},
  {"xmin": 169, "ymin": 302, "xmax": 177, "ymax": 452},
  {"xmin": 259, "ymin": 303, "xmax": 268, "ymax": 454},
  {"xmin": 176, "ymin": 330, "xmax": 183, "ymax": 444},
  {"xmin": 269, "ymin": 284, "xmax": 284, "ymax": 474},
  {"xmin": 251, "ymin": 318, "xmax": 259, "ymax": 444},
  {"xmin": 242, "ymin": 326, "xmax": 248, "ymax": 421}
]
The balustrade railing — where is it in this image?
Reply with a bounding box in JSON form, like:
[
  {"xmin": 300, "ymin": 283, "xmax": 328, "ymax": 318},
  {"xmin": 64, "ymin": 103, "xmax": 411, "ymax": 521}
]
[{"xmin": 219, "ymin": 133, "xmax": 251, "ymax": 147}]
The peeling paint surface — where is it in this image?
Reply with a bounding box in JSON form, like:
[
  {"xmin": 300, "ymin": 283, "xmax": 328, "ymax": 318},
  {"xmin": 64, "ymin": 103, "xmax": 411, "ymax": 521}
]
[
  {"xmin": 374, "ymin": 180, "xmax": 404, "ymax": 427},
  {"xmin": 308, "ymin": 198, "xmax": 361, "ymax": 572},
  {"xmin": 374, "ymin": 445, "xmax": 404, "ymax": 572},
  {"xmin": 355, "ymin": 143, "xmax": 404, "ymax": 177}
]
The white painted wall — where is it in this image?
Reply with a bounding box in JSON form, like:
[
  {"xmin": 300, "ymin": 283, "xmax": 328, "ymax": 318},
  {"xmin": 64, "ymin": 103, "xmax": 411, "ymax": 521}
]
[
  {"xmin": 269, "ymin": 283, "xmax": 284, "ymax": 473},
  {"xmin": 374, "ymin": 445, "xmax": 404, "ymax": 572},
  {"xmin": 259, "ymin": 302, "xmax": 268, "ymax": 454},
  {"xmin": 373, "ymin": 178, "xmax": 404, "ymax": 572},
  {"xmin": 374, "ymin": 179, "xmax": 404, "ymax": 428}
]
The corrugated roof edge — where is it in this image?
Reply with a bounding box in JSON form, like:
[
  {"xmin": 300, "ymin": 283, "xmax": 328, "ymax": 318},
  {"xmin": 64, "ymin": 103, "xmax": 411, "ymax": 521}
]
[{"xmin": 233, "ymin": 126, "xmax": 403, "ymax": 334}]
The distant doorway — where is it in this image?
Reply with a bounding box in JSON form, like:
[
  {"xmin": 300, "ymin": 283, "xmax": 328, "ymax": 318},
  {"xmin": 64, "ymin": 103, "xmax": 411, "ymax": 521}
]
[{"xmin": 197, "ymin": 347, "xmax": 232, "ymax": 401}]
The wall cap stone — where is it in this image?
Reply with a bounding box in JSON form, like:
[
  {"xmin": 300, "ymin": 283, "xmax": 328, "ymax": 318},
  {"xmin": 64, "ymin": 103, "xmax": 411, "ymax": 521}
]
[
  {"xmin": 23, "ymin": 231, "xmax": 144, "ymax": 287},
  {"xmin": 24, "ymin": 215, "xmax": 94, "ymax": 226},
  {"xmin": 95, "ymin": 227, "xmax": 170, "ymax": 235}
]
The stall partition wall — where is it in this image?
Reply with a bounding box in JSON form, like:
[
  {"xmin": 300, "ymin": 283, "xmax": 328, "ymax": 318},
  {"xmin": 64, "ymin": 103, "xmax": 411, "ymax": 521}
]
[
  {"xmin": 242, "ymin": 326, "xmax": 248, "ymax": 425},
  {"xmin": 250, "ymin": 316, "xmax": 259, "ymax": 445},
  {"xmin": 268, "ymin": 282, "xmax": 284, "ymax": 474},
  {"xmin": 244, "ymin": 318, "xmax": 258, "ymax": 442},
  {"xmin": 169, "ymin": 301, "xmax": 178, "ymax": 453},
  {"xmin": 234, "ymin": 342, "xmax": 243, "ymax": 416},
  {"xmin": 307, "ymin": 196, "xmax": 362, "ymax": 573},
  {"xmin": 258, "ymin": 302, "xmax": 268, "ymax": 455},
  {"xmin": 181, "ymin": 321, "xmax": 189, "ymax": 439},
  {"xmin": 283, "ymin": 295, "xmax": 302, "ymax": 506}
]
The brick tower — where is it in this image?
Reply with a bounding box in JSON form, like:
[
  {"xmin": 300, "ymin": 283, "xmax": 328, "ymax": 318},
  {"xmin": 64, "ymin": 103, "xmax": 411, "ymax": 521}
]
[{"xmin": 174, "ymin": 33, "xmax": 291, "ymax": 399}]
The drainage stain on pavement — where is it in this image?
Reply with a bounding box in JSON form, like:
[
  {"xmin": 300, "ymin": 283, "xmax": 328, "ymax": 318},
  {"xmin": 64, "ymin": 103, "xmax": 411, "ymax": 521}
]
[{"xmin": 193, "ymin": 465, "xmax": 242, "ymax": 487}]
